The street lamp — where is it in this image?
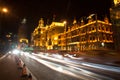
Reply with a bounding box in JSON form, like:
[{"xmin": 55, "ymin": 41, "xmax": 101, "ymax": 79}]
[
  {"xmin": 63, "ymin": 21, "xmax": 67, "ymax": 51},
  {"xmin": 63, "ymin": 21, "xmax": 67, "ymax": 25},
  {"xmin": 0, "ymin": 7, "xmax": 8, "ymax": 52},
  {"xmin": 2, "ymin": 8, "xmax": 8, "ymax": 13},
  {"xmin": 0, "ymin": 7, "xmax": 8, "ymax": 37}
]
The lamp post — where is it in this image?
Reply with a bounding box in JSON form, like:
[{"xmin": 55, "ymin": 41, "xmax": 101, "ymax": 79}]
[
  {"xmin": 0, "ymin": 7, "xmax": 8, "ymax": 36},
  {"xmin": 2, "ymin": 8, "xmax": 8, "ymax": 13},
  {"xmin": 63, "ymin": 21, "xmax": 67, "ymax": 51},
  {"xmin": 0, "ymin": 7, "xmax": 8, "ymax": 52}
]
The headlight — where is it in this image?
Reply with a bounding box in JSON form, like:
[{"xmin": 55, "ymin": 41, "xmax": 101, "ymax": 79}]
[{"xmin": 12, "ymin": 49, "xmax": 20, "ymax": 54}]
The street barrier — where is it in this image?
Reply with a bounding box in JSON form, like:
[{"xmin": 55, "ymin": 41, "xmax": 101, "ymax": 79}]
[
  {"xmin": 28, "ymin": 73, "xmax": 32, "ymax": 80},
  {"xmin": 14, "ymin": 55, "xmax": 35, "ymax": 80},
  {"xmin": 18, "ymin": 60, "xmax": 23, "ymax": 69},
  {"xmin": 21, "ymin": 64, "xmax": 28, "ymax": 77}
]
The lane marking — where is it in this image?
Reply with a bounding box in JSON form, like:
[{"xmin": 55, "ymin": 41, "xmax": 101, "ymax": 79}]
[{"xmin": 0, "ymin": 53, "xmax": 8, "ymax": 60}]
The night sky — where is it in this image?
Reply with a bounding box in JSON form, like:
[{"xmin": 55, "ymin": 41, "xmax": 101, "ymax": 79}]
[{"xmin": 0, "ymin": 0, "xmax": 112, "ymax": 39}]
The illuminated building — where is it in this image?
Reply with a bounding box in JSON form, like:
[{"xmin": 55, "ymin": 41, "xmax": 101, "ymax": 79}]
[
  {"xmin": 32, "ymin": 18, "xmax": 65, "ymax": 50},
  {"xmin": 32, "ymin": 16, "xmax": 113, "ymax": 51},
  {"xmin": 58, "ymin": 17, "xmax": 113, "ymax": 51},
  {"xmin": 45, "ymin": 22, "xmax": 64, "ymax": 50},
  {"xmin": 31, "ymin": 18, "xmax": 45, "ymax": 49},
  {"xmin": 110, "ymin": 0, "xmax": 120, "ymax": 51}
]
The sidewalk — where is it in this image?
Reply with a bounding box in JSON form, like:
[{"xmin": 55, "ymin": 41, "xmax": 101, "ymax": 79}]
[{"xmin": 0, "ymin": 53, "xmax": 32, "ymax": 80}]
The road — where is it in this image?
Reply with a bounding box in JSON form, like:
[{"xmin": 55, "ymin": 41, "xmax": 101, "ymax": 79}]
[
  {"xmin": 0, "ymin": 53, "xmax": 21, "ymax": 80},
  {"xmin": 18, "ymin": 52, "xmax": 120, "ymax": 80}
]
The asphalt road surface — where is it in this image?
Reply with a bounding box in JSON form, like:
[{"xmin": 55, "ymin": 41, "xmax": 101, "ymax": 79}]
[
  {"xmin": 19, "ymin": 52, "xmax": 120, "ymax": 80},
  {"xmin": 0, "ymin": 53, "xmax": 21, "ymax": 80}
]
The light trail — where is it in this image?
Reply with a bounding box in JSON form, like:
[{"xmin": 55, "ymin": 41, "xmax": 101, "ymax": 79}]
[
  {"xmin": 24, "ymin": 53, "xmax": 90, "ymax": 80},
  {"xmin": 22, "ymin": 53, "xmax": 114, "ymax": 80},
  {"xmin": 0, "ymin": 53, "xmax": 8, "ymax": 60},
  {"xmin": 81, "ymin": 62, "xmax": 120, "ymax": 73},
  {"xmin": 33, "ymin": 53, "xmax": 120, "ymax": 73}
]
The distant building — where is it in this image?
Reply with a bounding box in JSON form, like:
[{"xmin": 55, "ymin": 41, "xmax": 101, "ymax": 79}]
[
  {"xmin": 18, "ymin": 18, "xmax": 28, "ymax": 49},
  {"xmin": 110, "ymin": 0, "xmax": 120, "ymax": 51}
]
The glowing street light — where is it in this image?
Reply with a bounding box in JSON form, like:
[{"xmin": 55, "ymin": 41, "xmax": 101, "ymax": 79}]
[
  {"xmin": 2, "ymin": 8, "xmax": 8, "ymax": 13},
  {"xmin": 63, "ymin": 21, "xmax": 67, "ymax": 25},
  {"xmin": 0, "ymin": 7, "xmax": 9, "ymax": 37}
]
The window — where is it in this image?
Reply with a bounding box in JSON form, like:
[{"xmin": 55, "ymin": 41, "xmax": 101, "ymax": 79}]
[{"xmin": 92, "ymin": 27, "xmax": 95, "ymax": 30}]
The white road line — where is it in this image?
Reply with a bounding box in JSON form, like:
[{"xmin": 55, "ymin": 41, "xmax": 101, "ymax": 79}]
[{"xmin": 0, "ymin": 53, "xmax": 8, "ymax": 60}]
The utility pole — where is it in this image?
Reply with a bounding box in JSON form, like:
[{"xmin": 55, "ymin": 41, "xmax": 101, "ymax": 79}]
[{"xmin": 0, "ymin": 7, "xmax": 8, "ymax": 38}]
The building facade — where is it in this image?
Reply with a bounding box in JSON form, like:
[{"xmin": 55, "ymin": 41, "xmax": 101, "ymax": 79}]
[
  {"xmin": 32, "ymin": 17, "xmax": 113, "ymax": 51},
  {"xmin": 31, "ymin": 18, "xmax": 65, "ymax": 51},
  {"xmin": 58, "ymin": 17, "xmax": 113, "ymax": 51}
]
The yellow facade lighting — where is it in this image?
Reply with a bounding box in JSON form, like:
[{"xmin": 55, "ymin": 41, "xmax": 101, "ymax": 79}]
[
  {"xmin": 54, "ymin": 37, "xmax": 58, "ymax": 40},
  {"xmin": 54, "ymin": 41, "xmax": 58, "ymax": 45},
  {"xmin": 19, "ymin": 38, "xmax": 28, "ymax": 43},
  {"xmin": 41, "ymin": 31, "xmax": 43, "ymax": 34}
]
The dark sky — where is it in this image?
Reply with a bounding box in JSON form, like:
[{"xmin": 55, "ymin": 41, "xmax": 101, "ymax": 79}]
[{"xmin": 0, "ymin": 0, "xmax": 112, "ymax": 39}]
